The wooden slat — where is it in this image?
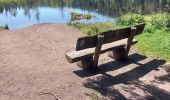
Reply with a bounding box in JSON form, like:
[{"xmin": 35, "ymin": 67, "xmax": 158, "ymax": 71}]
[
  {"xmin": 76, "ymin": 23, "xmax": 145, "ymax": 51},
  {"xmin": 65, "ymin": 39, "xmax": 138, "ymax": 63},
  {"xmin": 125, "ymin": 27, "xmax": 136, "ymax": 56},
  {"xmin": 132, "ymin": 23, "xmax": 145, "ymax": 35},
  {"xmin": 76, "ymin": 35, "xmax": 97, "ymax": 50},
  {"xmin": 101, "ymin": 28, "xmax": 131, "ymax": 44},
  {"xmin": 93, "ymin": 35, "xmax": 104, "ymax": 69},
  {"xmin": 76, "ymin": 27, "xmax": 131, "ymax": 50}
]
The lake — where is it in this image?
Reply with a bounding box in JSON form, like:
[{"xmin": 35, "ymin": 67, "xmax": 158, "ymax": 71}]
[{"xmin": 0, "ymin": 0, "xmax": 169, "ymax": 29}]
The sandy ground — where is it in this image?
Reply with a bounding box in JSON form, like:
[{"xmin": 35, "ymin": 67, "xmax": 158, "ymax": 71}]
[{"xmin": 0, "ymin": 23, "xmax": 170, "ymax": 100}]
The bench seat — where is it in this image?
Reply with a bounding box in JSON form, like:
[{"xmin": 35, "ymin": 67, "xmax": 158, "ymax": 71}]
[{"xmin": 65, "ymin": 38, "xmax": 138, "ymax": 63}]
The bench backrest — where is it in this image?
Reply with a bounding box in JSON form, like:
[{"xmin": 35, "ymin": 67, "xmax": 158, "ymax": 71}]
[{"xmin": 76, "ymin": 23, "xmax": 145, "ymax": 51}]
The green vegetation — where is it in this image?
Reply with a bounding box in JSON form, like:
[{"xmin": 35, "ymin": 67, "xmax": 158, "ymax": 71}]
[
  {"xmin": 118, "ymin": 13, "xmax": 170, "ymax": 30},
  {"xmin": 73, "ymin": 21, "xmax": 118, "ymax": 35},
  {"xmin": 71, "ymin": 12, "xmax": 92, "ymax": 21},
  {"xmin": 117, "ymin": 13, "xmax": 145, "ymax": 26},
  {"xmin": 0, "ymin": 25, "xmax": 9, "ymax": 30},
  {"xmin": 134, "ymin": 14, "xmax": 170, "ymax": 61},
  {"xmin": 73, "ymin": 13, "xmax": 170, "ymax": 61}
]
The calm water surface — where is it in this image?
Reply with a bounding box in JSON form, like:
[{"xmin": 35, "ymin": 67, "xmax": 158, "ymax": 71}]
[{"xmin": 0, "ymin": 0, "xmax": 169, "ymax": 29}]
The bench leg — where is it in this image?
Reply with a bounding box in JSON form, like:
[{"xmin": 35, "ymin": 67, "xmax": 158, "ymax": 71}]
[
  {"xmin": 76, "ymin": 56, "xmax": 93, "ymax": 70},
  {"xmin": 77, "ymin": 35, "xmax": 104, "ymax": 71},
  {"xmin": 92, "ymin": 34, "xmax": 104, "ymax": 70},
  {"xmin": 108, "ymin": 47, "xmax": 128, "ymax": 61}
]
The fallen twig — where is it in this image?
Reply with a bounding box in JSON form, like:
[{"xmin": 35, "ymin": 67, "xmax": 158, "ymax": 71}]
[{"xmin": 39, "ymin": 89, "xmax": 60, "ymax": 100}]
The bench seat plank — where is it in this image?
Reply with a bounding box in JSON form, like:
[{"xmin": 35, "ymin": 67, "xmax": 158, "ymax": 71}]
[{"xmin": 65, "ymin": 38, "xmax": 138, "ymax": 63}]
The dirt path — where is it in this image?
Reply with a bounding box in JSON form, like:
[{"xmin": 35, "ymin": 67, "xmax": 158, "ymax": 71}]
[
  {"xmin": 0, "ymin": 23, "xmax": 86, "ymax": 100},
  {"xmin": 0, "ymin": 23, "xmax": 170, "ymax": 100}
]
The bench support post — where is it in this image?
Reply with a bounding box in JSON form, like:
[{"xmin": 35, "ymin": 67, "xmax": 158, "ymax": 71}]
[
  {"xmin": 76, "ymin": 56, "xmax": 93, "ymax": 70},
  {"xmin": 108, "ymin": 27, "xmax": 136, "ymax": 61},
  {"xmin": 92, "ymin": 34, "xmax": 104, "ymax": 70},
  {"xmin": 76, "ymin": 35, "xmax": 104, "ymax": 70},
  {"xmin": 108, "ymin": 47, "xmax": 127, "ymax": 61},
  {"xmin": 77, "ymin": 35, "xmax": 104, "ymax": 70},
  {"xmin": 125, "ymin": 27, "xmax": 136, "ymax": 56}
]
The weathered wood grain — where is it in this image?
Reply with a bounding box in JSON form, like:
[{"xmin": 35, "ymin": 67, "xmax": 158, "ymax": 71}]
[
  {"xmin": 65, "ymin": 39, "xmax": 138, "ymax": 63},
  {"xmin": 76, "ymin": 23, "xmax": 145, "ymax": 50},
  {"xmin": 125, "ymin": 27, "xmax": 137, "ymax": 56},
  {"xmin": 93, "ymin": 34, "xmax": 104, "ymax": 69}
]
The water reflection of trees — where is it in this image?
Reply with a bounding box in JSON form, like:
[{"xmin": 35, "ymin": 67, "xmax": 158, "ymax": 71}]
[{"xmin": 0, "ymin": 0, "xmax": 169, "ymax": 19}]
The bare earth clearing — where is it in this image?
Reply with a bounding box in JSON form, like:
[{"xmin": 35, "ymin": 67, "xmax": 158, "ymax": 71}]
[{"xmin": 0, "ymin": 23, "xmax": 170, "ymax": 100}]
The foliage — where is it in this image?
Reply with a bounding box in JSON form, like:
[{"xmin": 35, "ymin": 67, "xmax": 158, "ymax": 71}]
[
  {"xmin": 117, "ymin": 13, "xmax": 145, "ymax": 26},
  {"xmin": 70, "ymin": 12, "xmax": 92, "ymax": 21},
  {"xmin": 118, "ymin": 13, "xmax": 170, "ymax": 33},
  {"xmin": 150, "ymin": 14, "xmax": 170, "ymax": 30},
  {"xmin": 0, "ymin": 25, "xmax": 9, "ymax": 29},
  {"xmin": 72, "ymin": 22, "xmax": 118, "ymax": 35},
  {"xmin": 135, "ymin": 28, "xmax": 170, "ymax": 61}
]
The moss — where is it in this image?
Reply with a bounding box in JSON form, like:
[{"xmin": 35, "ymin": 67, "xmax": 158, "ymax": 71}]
[{"xmin": 71, "ymin": 12, "xmax": 92, "ymax": 21}]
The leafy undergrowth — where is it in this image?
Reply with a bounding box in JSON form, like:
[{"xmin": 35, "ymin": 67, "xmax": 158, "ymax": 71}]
[
  {"xmin": 135, "ymin": 28, "xmax": 170, "ymax": 61},
  {"xmin": 72, "ymin": 13, "xmax": 170, "ymax": 61}
]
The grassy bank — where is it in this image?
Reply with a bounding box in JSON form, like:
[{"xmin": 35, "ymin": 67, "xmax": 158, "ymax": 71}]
[
  {"xmin": 73, "ymin": 21, "xmax": 119, "ymax": 35},
  {"xmin": 72, "ymin": 13, "xmax": 170, "ymax": 61}
]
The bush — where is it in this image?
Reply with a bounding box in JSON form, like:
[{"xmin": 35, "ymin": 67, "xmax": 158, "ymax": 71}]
[
  {"xmin": 117, "ymin": 13, "xmax": 170, "ymax": 33},
  {"xmin": 117, "ymin": 13, "xmax": 145, "ymax": 26},
  {"xmin": 151, "ymin": 14, "xmax": 170, "ymax": 30}
]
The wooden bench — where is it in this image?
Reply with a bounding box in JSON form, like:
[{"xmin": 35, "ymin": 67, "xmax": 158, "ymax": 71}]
[{"xmin": 65, "ymin": 23, "xmax": 145, "ymax": 70}]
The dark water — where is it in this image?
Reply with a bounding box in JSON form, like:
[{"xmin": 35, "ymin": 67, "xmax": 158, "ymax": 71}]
[{"xmin": 0, "ymin": 0, "xmax": 169, "ymax": 29}]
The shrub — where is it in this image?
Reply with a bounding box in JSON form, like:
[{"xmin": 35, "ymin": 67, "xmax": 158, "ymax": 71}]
[
  {"xmin": 150, "ymin": 14, "xmax": 170, "ymax": 30},
  {"xmin": 117, "ymin": 13, "xmax": 145, "ymax": 26}
]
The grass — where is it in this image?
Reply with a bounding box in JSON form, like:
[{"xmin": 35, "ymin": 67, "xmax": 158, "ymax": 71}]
[
  {"xmin": 135, "ymin": 29, "xmax": 170, "ymax": 61},
  {"xmin": 73, "ymin": 21, "xmax": 119, "ymax": 35},
  {"xmin": 72, "ymin": 13, "xmax": 170, "ymax": 61},
  {"xmin": 71, "ymin": 12, "xmax": 92, "ymax": 21}
]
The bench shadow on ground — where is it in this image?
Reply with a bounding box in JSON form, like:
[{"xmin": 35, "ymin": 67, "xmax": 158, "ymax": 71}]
[
  {"xmin": 155, "ymin": 64, "xmax": 170, "ymax": 82},
  {"xmin": 73, "ymin": 53, "xmax": 170, "ymax": 99}
]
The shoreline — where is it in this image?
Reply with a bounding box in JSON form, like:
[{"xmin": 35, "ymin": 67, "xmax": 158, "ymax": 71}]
[{"xmin": 1, "ymin": 22, "xmax": 68, "ymax": 30}]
